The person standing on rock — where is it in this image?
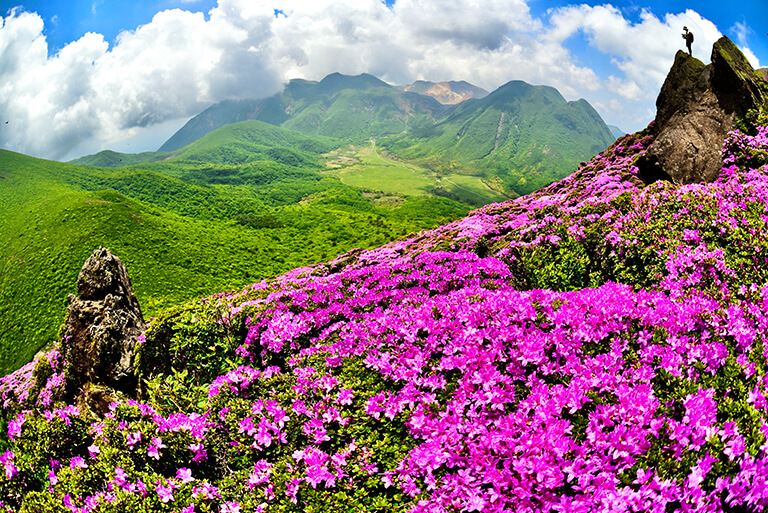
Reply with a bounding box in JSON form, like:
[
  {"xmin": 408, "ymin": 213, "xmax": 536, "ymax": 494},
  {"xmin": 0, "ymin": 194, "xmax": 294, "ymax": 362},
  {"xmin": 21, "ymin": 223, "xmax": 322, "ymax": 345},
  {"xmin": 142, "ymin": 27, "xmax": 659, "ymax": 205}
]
[{"xmin": 682, "ymin": 26, "xmax": 694, "ymax": 56}]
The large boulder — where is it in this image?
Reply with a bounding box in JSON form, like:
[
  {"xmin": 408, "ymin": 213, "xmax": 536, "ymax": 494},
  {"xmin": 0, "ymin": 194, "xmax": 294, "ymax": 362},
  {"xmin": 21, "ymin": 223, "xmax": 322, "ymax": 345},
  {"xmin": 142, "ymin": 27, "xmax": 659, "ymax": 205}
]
[
  {"xmin": 62, "ymin": 247, "xmax": 144, "ymax": 399},
  {"xmin": 637, "ymin": 37, "xmax": 766, "ymax": 185}
]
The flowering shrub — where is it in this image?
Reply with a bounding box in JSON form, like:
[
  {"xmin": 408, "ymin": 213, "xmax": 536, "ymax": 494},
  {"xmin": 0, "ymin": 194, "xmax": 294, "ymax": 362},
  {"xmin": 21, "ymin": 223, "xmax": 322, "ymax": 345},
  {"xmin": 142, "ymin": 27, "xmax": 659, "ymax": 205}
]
[{"xmin": 4, "ymin": 121, "xmax": 768, "ymax": 511}]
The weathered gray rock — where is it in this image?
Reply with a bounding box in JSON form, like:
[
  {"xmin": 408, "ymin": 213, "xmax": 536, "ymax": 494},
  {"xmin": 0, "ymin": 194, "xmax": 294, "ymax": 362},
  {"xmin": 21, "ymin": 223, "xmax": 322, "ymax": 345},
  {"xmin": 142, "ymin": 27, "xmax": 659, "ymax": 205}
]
[
  {"xmin": 62, "ymin": 247, "xmax": 144, "ymax": 396},
  {"xmin": 637, "ymin": 37, "xmax": 766, "ymax": 185}
]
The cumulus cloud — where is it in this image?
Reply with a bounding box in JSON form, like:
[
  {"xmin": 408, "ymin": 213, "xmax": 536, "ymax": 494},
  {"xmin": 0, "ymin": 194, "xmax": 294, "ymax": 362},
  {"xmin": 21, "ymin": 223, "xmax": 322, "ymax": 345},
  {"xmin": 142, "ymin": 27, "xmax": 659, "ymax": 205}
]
[
  {"xmin": 1, "ymin": 4, "xmax": 282, "ymax": 159},
  {"xmin": 549, "ymin": 7, "xmax": 722, "ymax": 95},
  {"xmin": 730, "ymin": 21, "xmax": 761, "ymax": 68},
  {"xmin": 0, "ymin": 1, "xmax": 755, "ymax": 160}
]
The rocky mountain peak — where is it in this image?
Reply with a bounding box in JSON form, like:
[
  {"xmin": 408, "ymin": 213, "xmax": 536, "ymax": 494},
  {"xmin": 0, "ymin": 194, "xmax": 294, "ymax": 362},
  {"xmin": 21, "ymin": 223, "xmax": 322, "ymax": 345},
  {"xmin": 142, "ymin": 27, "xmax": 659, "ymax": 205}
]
[
  {"xmin": 401, "ymin": 80, "xmax": 488, "ymax": 104},
  {"xmin": 637, "ymin": 36, "xmax": 766, "ymax": 185}
]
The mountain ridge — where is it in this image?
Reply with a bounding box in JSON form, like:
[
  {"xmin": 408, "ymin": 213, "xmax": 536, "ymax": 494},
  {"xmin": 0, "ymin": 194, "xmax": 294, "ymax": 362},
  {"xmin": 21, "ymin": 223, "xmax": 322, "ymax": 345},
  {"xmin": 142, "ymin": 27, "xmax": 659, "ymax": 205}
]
[{"xmin": 95, "ymin": 72, "xmax": 616, "ymax": 200}]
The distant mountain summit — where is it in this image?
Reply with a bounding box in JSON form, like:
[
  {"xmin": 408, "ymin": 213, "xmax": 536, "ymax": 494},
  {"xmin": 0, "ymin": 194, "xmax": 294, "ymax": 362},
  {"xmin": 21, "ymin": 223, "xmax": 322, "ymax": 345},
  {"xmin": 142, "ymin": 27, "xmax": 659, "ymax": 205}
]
[
  {"xmin": 607, "ymin": 125, "xmax": 626, "ymax": 139},
  {"xmin": 399, "ymin": 80, "xmax": 489, "ymax": 105}
]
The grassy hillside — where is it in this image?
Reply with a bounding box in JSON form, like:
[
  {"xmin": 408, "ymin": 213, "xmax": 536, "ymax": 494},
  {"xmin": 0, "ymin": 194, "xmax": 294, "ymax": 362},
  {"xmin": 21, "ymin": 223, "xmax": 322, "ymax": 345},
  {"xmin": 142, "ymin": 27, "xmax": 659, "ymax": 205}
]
[
  {"xmin": 170, "ymin": 120, "xmax": 338, "ymax": 166},
  {"xmin": 6, "ymin": 118, "xmax": 768, "ymax": 511},
  {"xmin": 0, "ymin": 146, "xmax": 468, "ymax": 374},
  {"xmin": 72, "ymin": 121, "xmax": 336, "ymax": 169},
  {"xmin": 158, "ymin": 97, "xmax": 290, "ymax": 153},
  {"xmin": 325, "ymin": 143, "xmax": 510, "ymax": 206},
  {"xmin": 380, "ymin": 80, "xmax": 616, "ymax": 196},
  {"xmin": 70, "ymin": 150, "xmax": 172, "ymax": 167}
]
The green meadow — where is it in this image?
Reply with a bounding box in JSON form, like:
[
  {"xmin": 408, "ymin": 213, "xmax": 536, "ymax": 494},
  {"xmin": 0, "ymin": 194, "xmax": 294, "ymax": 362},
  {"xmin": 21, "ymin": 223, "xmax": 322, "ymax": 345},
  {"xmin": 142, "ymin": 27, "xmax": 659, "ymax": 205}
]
[{"xmin": 325, "ymin": 143, "xmax": 510, "ymax": 206}]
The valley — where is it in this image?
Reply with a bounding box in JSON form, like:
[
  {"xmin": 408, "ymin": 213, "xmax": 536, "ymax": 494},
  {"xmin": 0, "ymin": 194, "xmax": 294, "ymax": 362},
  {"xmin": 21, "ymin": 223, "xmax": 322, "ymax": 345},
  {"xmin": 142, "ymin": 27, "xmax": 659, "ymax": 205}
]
[{"xmin": 323, "ymin": 142, "xmax": 511, "ymax": 206}]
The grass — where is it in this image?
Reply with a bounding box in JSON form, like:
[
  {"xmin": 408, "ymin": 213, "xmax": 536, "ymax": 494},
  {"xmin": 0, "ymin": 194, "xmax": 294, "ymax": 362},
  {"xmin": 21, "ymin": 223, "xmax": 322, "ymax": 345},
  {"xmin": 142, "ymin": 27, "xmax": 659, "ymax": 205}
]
[
  {"xmin": 439, "ymin": 174, "xmax": 511, "ymax": 204},
  {"xmin": 324, "ymin": 142, "xmax": 511, "ymax": 205}
]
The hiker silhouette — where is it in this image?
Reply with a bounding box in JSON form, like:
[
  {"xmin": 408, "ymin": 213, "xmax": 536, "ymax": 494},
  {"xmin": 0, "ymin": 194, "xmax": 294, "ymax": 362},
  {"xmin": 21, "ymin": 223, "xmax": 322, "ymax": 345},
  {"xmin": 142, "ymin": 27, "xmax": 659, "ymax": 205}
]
[{"xmin": 682, "ymin": 26, "xmax": 693, "ymax": 56}]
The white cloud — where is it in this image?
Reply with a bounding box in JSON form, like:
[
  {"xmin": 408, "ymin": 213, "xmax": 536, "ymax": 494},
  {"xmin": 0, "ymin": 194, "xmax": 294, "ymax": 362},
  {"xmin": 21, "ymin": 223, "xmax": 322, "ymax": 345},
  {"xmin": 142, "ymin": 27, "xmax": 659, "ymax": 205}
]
[
  {"xmin": 0, "ymin": 5, "xmax": 282, "ymax": 159},
  {"xmin": 0, "ymin": 1, "xmax": 757, "ymax": 160},
  {"xmin": 549, "ymin": 7, "xmax": 722, "ymax": 91},
  {"xmin": 545, "ymin": 6, "xmax": 728, "ymax": 129},
  {"xmin": 730, "ymin": 21, "xmax": 761, "ymax": 68},
  {"xmin": 731, "ymin": 21, "xmax": 750, "ymax": 46}
]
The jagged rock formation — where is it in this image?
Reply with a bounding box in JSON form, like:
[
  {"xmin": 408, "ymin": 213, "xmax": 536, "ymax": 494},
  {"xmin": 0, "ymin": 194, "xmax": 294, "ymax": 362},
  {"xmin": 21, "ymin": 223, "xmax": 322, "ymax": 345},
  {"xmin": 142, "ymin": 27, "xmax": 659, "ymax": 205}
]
[
  {"xmin": 637, "ymin": 36, "xmax": 766, "ymax": 184},
  {"xmin": 62, "ymin": 247, "xmax": 144, "ymax": 402}
]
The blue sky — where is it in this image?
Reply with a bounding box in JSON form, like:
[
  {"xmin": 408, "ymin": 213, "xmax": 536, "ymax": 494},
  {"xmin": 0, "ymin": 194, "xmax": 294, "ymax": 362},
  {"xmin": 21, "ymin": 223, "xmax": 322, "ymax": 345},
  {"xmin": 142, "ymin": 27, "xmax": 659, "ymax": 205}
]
[
  {"xmin": 5, "ymin": 0, "xmax": 220, "ymax": 53},
  {"xmin": 1, "ymin": 0, "xmax": 766, "ymax": 160}
]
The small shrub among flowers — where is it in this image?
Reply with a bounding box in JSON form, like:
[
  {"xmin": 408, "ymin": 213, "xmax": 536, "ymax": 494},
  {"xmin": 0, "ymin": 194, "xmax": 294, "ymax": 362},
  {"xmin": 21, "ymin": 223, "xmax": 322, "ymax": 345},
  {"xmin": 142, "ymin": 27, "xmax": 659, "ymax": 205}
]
[{"xmin": 4, "ymin": 121, "xmax": 768, "ymax": 511}]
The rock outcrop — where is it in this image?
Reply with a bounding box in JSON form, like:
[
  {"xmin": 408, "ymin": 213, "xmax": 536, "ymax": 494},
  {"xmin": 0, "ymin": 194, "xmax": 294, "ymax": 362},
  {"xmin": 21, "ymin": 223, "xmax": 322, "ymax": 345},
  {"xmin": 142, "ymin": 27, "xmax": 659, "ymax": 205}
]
[
  {"xmin": 637, "ymin": 36, "xmax": 766, "ymax": 185},
  {"xmin": 62, "ymin": 247, "xmax": 144, "ymax": 401}
]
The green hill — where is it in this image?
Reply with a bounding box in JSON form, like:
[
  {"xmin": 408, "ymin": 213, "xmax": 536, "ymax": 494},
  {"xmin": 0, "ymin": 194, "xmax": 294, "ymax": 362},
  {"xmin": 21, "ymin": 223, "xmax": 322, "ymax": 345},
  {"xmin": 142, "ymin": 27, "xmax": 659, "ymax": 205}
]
[
  {"xmin": 70, "ymin": 149, "xmax": 172, "ymax": 167},
  {"xmin": 0, "ymin": 145, "xmax": 469, "ymax": 374},
  {"xmin": 379, "ymin": 80, "xmax": 617, "ymax": 196},
  {"xmin": 170, "ymin": 120, "xmax": 338, "ymax": 166},
  {"xmin": 73, "ymin": 121, "xmax": 336, "ymax": 169},
  {"xmin": 157, "ymin": 96, "xmax": 290, "ymax": 153}
]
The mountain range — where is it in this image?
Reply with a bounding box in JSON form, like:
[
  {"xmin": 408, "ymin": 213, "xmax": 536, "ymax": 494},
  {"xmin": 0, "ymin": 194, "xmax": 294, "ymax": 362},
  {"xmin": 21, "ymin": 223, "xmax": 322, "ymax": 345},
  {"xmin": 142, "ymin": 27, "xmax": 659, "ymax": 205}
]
[{"xmin": 154, "ymin": 73, "xmax": 616, "ymax": 196}]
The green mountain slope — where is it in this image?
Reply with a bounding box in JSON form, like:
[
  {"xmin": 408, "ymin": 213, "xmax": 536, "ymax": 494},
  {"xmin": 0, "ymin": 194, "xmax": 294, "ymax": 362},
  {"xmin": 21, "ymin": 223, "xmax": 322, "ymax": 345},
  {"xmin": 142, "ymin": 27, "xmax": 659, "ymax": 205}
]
[
  {"xmin": 158, "ymin": 96, "xmax": 290, "ymax": 153},
  {"xmin": 158, "ymin": 73, "xmax": 447, "ymax": 152},
  {"xmin": 73, "ymin": 121, "xmax": 337, "ymax": 169},
  {"xmin": 380, "ymin": 80, "xmax": 616, "ymax": 196},
  {"xmin": 0, "ymin": 147, "xmax": 469, "ymax": 374},
  {"xmin": 170, "ymin": 120, "xmax": 338, "ymax": 166}
]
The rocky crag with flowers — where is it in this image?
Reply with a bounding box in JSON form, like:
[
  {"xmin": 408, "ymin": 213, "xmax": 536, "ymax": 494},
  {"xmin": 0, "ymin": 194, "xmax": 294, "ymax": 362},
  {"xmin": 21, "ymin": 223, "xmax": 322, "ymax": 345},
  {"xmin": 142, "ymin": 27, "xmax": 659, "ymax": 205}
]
[
  {"xmin": 638, "ymin": 36, "xmax": 766, "ymax": 185},
  {"xmin": 62, "ymin": 246, "xmax": 145, "ymax": 409},
  {"xmin": 3, "ymin": 36, "xmax": 768, "ymax": 512}
]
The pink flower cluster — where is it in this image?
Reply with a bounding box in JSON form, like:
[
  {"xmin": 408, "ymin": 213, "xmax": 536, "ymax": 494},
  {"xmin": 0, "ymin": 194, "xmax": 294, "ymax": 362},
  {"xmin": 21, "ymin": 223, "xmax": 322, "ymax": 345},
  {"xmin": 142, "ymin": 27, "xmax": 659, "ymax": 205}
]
[{"xmin": 4, "ymin": 123, "xmax": 768, "ymax": 511}]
